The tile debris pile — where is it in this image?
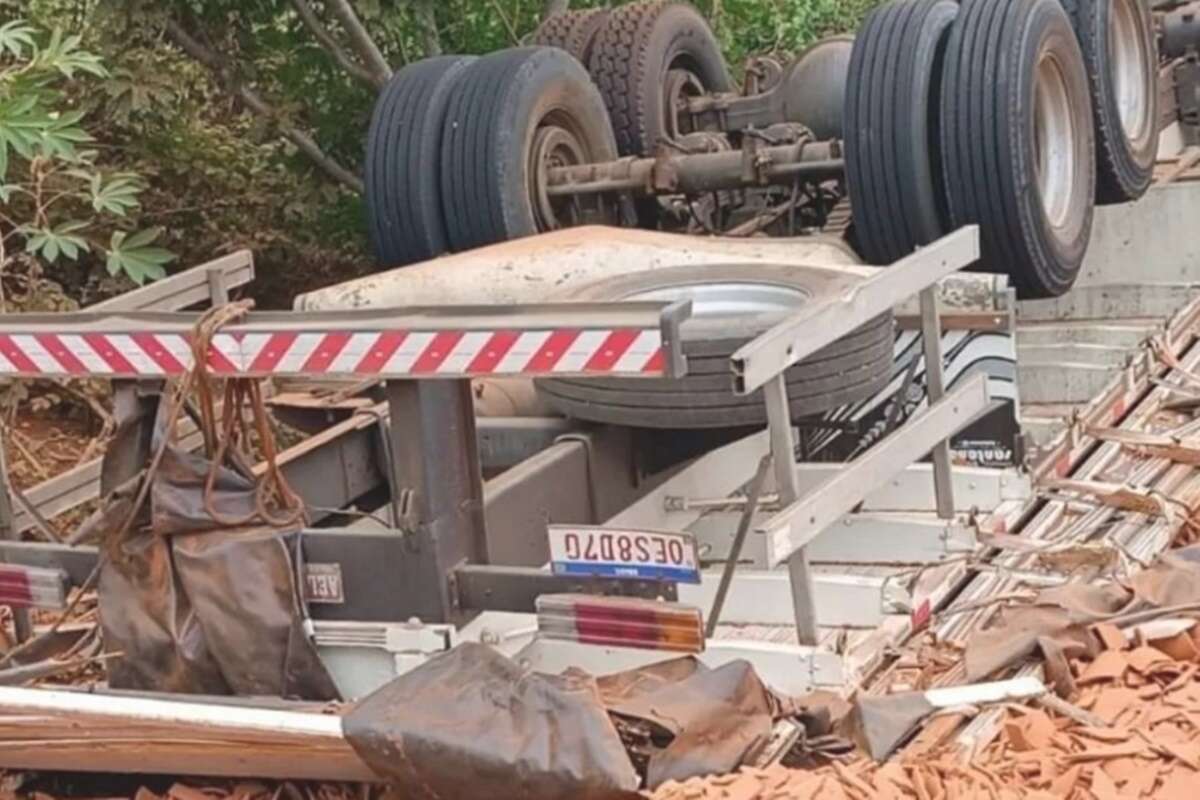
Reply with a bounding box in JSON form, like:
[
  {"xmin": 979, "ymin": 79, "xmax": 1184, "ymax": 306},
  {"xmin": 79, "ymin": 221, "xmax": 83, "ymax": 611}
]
[{"xmin": 650, "ymin": 619, "xmax": 1200, "ymax": 800}]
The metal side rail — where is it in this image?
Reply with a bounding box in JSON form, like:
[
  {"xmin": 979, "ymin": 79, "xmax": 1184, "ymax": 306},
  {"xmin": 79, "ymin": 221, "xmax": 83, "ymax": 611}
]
[{"xmin": 729, "ymin": 226, "xmax": 983, "ymax": 645}]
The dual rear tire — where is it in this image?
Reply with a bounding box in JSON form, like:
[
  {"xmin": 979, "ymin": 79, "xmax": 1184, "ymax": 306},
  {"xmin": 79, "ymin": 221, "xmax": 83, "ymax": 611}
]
[
  {"xmin": 844, "ymin": 0, "xmax": 1158, "ymax": 299},
  {"xmin": 364, "ymin": 47, "xmax": 617, "ymax": 268}
]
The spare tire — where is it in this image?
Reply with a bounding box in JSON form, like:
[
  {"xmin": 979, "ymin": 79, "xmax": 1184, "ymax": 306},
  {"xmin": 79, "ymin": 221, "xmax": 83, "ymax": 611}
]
[
  {"xmin": 588, "ymin": 1, "xmax": 734, "ymax": 158},
  {"xmin": 845, "ymin": 0, "xmax": 957, "ymax": 265},
  {"xmin": 1060, "ymin": 0, "xmax": 1158, "ymax": 204},
  {"xmin": 532, "ymin": 8, "xmax": 611, "ymax": 64},
  {"xmin": 364, "ymin": 56, "xmax": 476, "ymax": 267},
  {"xmin": 439, "ymin": 47, "xmax": 619, "ymax": 252},
  {"xmin": 940, "ymin": 0, "xmax": 1095, "ymax": 298},
  {"xmin": 536, "ymin": 265, "xmax": 895, "ymax": 429}
]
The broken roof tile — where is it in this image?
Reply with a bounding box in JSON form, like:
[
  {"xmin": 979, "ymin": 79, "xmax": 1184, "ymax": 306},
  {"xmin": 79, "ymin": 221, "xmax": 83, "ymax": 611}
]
[
  {"xmin": 1093, "ymin": 623, "xmax": 1128, "ymax": 652},
  {"xmin": 1078, "ymin": 651, "xmax": 1129, "ymax": 686},
  {"xmin": 1092, "ymin": 688, "xmax": 1141, "ymax": 725},
  {"xmin": 1151, "ymin": 630, "xmax": 1200, "ymax": 662}
]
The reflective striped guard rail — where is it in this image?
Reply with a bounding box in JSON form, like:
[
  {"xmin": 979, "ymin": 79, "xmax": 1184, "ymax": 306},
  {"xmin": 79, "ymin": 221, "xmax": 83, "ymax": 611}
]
[{"xmin": 0, "ymin": 301, "xmax": 691, "ymax": 380}]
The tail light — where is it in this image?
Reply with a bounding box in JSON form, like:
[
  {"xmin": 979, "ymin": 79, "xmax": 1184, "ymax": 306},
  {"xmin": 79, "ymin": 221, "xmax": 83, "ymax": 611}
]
[
  {"xmin": 535, "ymin": 594, "xmax": 705, "ymax": 653},
  {"xmin": 0, "ymin": 564, "xmax": 68, "ymax": 609}
]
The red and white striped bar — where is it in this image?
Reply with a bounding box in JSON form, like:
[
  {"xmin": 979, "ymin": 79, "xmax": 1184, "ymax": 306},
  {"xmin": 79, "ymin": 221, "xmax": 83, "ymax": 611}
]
[
  {"xmin": 0, "ymin": 302, "xmax": 690, "ymax": 380},
  {"xmin": 0, "ymin": 564, "xmax": 68, "ymax": 610}
]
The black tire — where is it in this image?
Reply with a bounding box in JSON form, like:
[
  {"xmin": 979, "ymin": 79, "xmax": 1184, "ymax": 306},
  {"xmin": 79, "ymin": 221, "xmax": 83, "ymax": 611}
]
[
  {"xmin": 845, "ymin": 0, "xmax": 957, "ymax": 265},
  {"xmin": 1060, "ymin": 0, "xmax": 1158, "ymax": 204},
  {"xmin": 532, "ymin": 8, "xmax": 611, "ymax": 64},
  {"xmin": 364, "ymin": 56, "xmax": 475, "ymax": 268},
  {"xmin": 535, "ymin": 265, "xmax": 895, "ymax": 429},
  {"xmin": 940, "ymin": 0, "xmax": 1095, "ymax": 299},
  {"xmin": 439, "ymin": 47, "xmax": 618, "ymax": 252},
  {"xmin": 588, "ymin": 1, "xmax": 734, "ymax": 158}
]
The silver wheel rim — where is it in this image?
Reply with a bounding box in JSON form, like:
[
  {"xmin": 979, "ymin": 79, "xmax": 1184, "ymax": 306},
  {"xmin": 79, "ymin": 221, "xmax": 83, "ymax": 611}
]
[
  {"xmin": 624, "ymin": 281, "xmax": 811, "ymax": 321},
  {"xmin": 1033, "ymin": 52, "xmax": 1077, "ymax": 229},
  {"xmin": 1110, "ymin": 0, "xmax": 1151, "ymax": 143}
]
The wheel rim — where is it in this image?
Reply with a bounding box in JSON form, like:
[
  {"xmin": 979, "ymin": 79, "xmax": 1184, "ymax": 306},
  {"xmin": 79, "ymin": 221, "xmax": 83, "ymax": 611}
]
[
  {"xmin": 623, "ymin": 281, "xmax": 812, "ymax": 324},
  {"xmin": 663, "ymin": 68, "xmax": 706, "ymax": 140},
  {"xmin": 1033, "ymin": 52, "xmax": 1078, "ymax": 229},
  {"xmin": 1109, "ymin": 0, "xmax": 1151, "ymax": 144},
  {"xmin": 529, "ymin": 123, "xmax": 589, "ymax": 231}
]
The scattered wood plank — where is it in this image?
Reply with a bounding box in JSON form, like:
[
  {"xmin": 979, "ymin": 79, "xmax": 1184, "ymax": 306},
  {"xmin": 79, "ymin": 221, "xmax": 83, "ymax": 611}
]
[{"xmin": 0, "ymin": 687, "xmax": 377, "ymax": 782}]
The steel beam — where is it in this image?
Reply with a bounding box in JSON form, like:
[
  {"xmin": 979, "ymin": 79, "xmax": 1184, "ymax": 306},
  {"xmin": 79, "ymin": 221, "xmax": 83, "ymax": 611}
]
[
  {"xmin": 763, "ymin": 374, "xmax": 991, "ymax": 566},
  {"xmin": 264, "ymin": 409, "xmax": 384, "ymax": 524},
  {"xmin": 677, "ymin": 570, "xmax": 912, "ymax": 628},
  {"xmin": 482, "ymin": 426, "xmax": 641, "ymax": 566},
  {"xmin": 693, "ymin": 511, "xmax": 978, "ymax": 566},
  {"xmin": 792, "ymin": 464, "xmax": 1030, "ymax": 510},
  {"xmin": 385, "ymin": 380, "xmax": 486, "ymax": 624},
  {"xmin": 732, "ymin": 227, "xmax": 981, "ymax": 393},
  {"xmin": 476, "ymin": 417, "xmax": 578, "ymax": 471}
]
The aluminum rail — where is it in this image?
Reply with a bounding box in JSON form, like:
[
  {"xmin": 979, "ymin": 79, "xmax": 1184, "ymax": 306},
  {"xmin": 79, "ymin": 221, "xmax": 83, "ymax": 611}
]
[
  {"xmin": 0, "ymin": 301, "xmax": 691, "ymax": 380},
  {"xmin": 729, "ymin": 226, "xmax": 982, "ymax": 646},
  {"xmin": 731, "ymin": 226, "xmax": 981, "ymax": 394},
  {"xmin": 761, "ymin": 373, "xmax": 991, "ymax": 566}
]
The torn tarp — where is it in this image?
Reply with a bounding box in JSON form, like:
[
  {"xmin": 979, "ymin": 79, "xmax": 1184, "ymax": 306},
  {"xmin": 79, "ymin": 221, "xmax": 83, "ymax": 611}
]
[
  {"xmin": 344, "ymin": 642, "xmax": 641, "ymax": 800},
  {"xmin": 595, "ymin": 657, "xmax": 804, "ymax": 788},
  {"xmin": 966, "ymin": 545, "xmax": 1200, "ymax": 681},
  {"xmin": 99, "ymin": 396, "xmax": 338, "ymax": 700},
  {"xmin": 344, "ymin": 642, "xmax": 838, "ymax": 796}
]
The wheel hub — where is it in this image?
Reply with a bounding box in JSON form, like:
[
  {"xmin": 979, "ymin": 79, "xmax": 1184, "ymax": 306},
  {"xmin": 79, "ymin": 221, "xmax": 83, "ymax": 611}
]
[
  {"xmin": 530, "ymin": 124, "xmax": 589, "ymax": 231},
  {"xmin": 1033, "ymin": 50, "xmax": 1078, "ymax": 229},
  {"xmin": 1109, "ymin": 0, "xmax": 1151, "ymax": 143},
  {"xmin": 663, "ymin": 68, "xmax": 707, "ymax": 140}
]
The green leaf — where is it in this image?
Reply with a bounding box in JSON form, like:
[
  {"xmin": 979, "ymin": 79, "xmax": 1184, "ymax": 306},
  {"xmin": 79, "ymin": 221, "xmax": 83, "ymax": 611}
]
[
  {"xmin": 0, "ymin": 20, "xmax": 35, "ymax": 58},
  {"xmin": 20, "ymin": 221, "xmax": 91, "ymax": 264},
  {"xmin": 90, "ymin": 174, "xmax": 143, "ymax": 216},
  {"xmin": 106, "ymin": 228, "xmax": 176, "ymax": 285}
]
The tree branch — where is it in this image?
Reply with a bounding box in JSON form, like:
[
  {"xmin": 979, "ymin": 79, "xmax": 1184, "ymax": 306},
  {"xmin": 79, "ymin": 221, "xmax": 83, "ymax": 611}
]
[
  {"xmin": 288, "ymin": 0, "xmax": 381, "ymax": 88},
  {"xmin": 325, "ymin": 0, "xmax": 393, "ymax": 85},
  {"xmin": 487, "ymin": 0, "xmax": 521, "ymax": 45},
  {"xmin": 414, "ymin": 0, "xmax": 442, "ymax": 57},
  {"xmin": 163, "ymin": 18, "xmax": 365, "ymax": 194}
]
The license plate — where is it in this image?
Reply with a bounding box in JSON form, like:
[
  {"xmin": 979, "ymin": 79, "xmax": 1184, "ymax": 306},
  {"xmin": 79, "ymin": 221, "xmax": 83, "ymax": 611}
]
[{"xmin": 547, "ymin": 525, "xmax": 701, "ymax": 584}]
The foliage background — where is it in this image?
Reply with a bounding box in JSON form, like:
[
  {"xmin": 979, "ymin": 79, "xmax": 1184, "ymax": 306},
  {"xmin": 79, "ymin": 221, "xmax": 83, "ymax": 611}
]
[{"xmin": 7, "ymin": 0, "xmax": 877, "ymax": 308}]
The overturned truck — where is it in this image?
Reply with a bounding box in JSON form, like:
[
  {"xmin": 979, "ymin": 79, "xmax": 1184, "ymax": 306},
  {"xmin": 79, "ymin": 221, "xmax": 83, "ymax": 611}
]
[{"xmin": 0, "ymin": 0, "xmax": 1197, "ymax": 795}]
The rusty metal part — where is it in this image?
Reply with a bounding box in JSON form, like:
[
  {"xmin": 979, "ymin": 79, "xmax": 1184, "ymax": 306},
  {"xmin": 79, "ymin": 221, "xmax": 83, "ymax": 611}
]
[
  {"xmin": 545, "ymin": 139, "xmax": 842, "ymax": 198},
  {"xmin": 665, "ymin": 68, "xmax": 708, "ymax": 140},
  {"xmin": 742, "ymin": 55, "xmax": 786, "ymax": 95},
  {"xmin": 530, "ymin": 124, "xmax": 619, "ymax": 231}
]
